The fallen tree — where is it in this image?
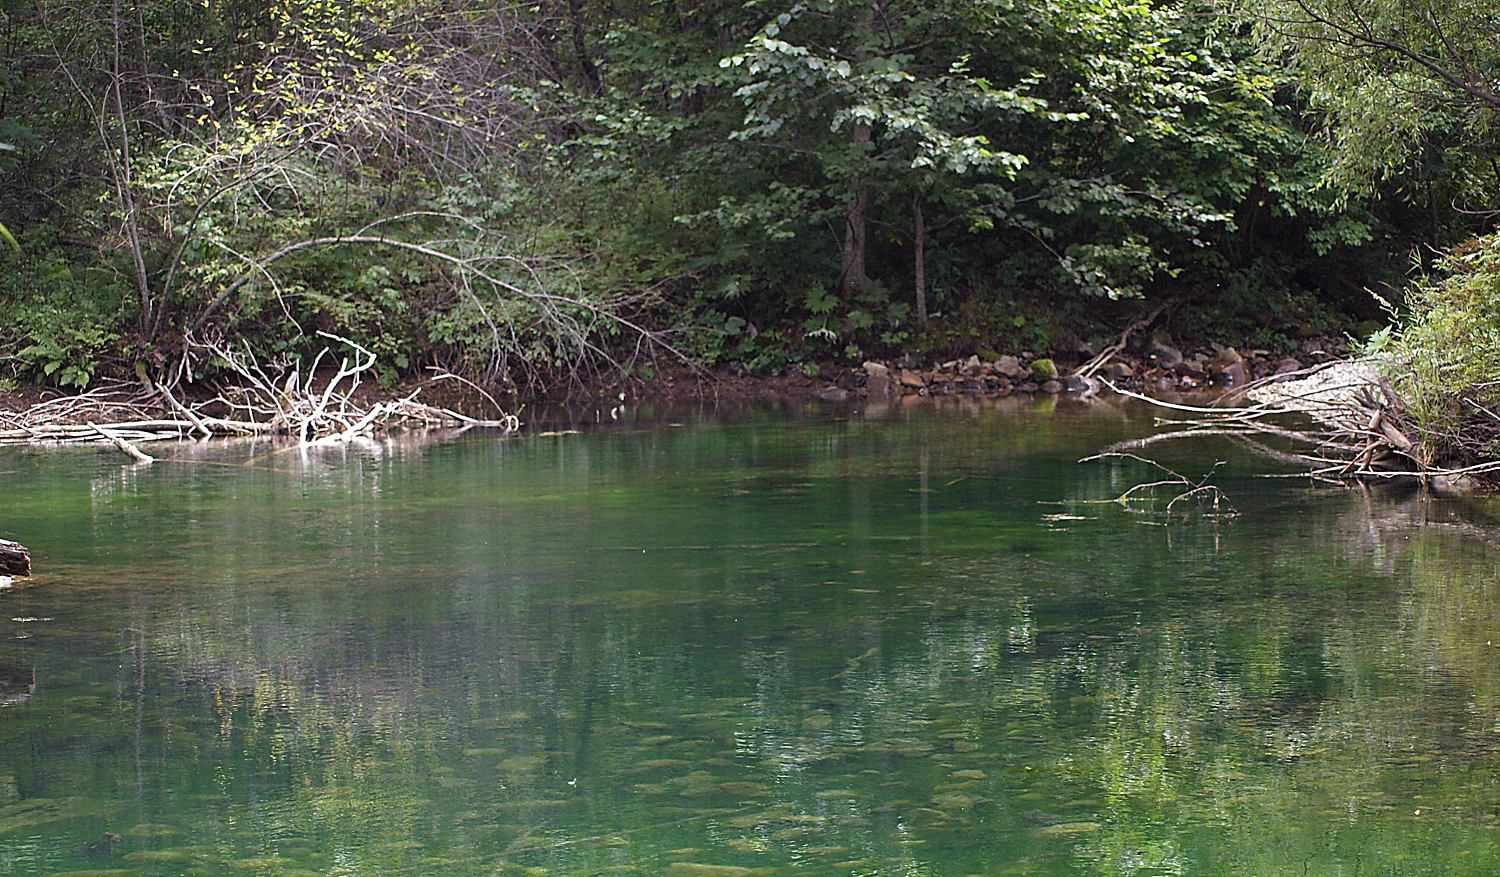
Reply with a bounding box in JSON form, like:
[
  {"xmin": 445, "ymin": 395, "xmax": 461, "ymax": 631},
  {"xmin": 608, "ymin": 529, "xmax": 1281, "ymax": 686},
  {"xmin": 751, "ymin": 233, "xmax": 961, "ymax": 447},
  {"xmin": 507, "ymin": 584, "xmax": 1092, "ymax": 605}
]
[{"xmin": 1099, "ymin": 358, "xmax": 1498, "ymax": 492}]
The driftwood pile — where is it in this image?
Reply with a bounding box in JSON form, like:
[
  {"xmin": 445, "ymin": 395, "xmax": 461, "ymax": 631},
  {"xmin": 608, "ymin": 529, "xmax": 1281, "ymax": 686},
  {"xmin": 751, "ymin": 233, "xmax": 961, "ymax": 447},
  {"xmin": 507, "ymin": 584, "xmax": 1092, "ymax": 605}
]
[{"xmin": 0, "ymin": 333, "xmax": 519, "ymax": 460}]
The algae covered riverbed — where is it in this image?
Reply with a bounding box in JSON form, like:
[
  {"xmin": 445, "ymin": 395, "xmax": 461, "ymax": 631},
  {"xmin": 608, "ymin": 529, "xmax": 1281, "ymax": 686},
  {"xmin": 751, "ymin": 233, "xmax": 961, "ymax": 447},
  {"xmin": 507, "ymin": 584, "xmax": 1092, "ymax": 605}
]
[{"xmin": 1, "ymin": 398, "xmax": 1499, "ymax": 876}]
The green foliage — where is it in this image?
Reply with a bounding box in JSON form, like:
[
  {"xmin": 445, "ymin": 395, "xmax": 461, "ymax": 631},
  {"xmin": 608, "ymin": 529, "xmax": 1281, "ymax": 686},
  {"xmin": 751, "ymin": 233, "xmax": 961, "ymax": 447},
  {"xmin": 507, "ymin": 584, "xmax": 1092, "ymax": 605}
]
[
  {"xmin": 1248, "ymin": 0, "xmax": 1500, "ymax": 209},
  {"xmin": 0, "ymin": 0, "xmax": 1441, "ymax": 390},
  {"xmin": 1371, "ymin": 233, "xmax": 1500, "ymax": 462},
  {"xmin": 0, "ymin": 247, "xmax": 127, "ymax": 388}
]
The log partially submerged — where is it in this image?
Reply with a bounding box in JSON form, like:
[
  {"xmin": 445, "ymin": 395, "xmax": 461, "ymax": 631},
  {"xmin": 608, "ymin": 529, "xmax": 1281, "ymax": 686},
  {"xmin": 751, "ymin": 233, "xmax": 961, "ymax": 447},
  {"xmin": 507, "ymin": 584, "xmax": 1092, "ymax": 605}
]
[{"xmin": 0, "ymin": 539, "xmax": 30, "ymax": 577}]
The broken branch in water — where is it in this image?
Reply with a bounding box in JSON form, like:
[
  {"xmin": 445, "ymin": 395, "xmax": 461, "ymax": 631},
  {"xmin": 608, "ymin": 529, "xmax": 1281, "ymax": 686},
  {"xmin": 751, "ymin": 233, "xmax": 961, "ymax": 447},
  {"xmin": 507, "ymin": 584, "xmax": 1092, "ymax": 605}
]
[
  {"xmin": 1078, "ymin": 451, "xmax": 1238, "ymax": 518},
  {"xmin": 88, "ymin": 422, "xmax": 155, "ymax": 463}
]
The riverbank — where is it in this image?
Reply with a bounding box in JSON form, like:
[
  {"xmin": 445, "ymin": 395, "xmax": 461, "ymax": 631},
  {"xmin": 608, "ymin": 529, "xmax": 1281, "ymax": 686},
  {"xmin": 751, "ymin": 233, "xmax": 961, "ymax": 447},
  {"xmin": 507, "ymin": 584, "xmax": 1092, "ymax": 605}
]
[
  {"xmin": 674, "ymin": 336, "xmax": 1349, "ymax": 404},
  {"xmin": 0, "ymin": 335, "xmax": 1351, "ymax": 429}
]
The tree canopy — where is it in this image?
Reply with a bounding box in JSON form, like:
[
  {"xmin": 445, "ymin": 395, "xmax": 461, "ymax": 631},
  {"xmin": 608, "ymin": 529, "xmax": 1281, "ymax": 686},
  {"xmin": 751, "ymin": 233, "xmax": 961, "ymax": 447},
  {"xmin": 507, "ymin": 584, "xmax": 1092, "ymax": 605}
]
[{"xmin": 0, "ymin": 0, "xmax": 1478, "ymax": 389}]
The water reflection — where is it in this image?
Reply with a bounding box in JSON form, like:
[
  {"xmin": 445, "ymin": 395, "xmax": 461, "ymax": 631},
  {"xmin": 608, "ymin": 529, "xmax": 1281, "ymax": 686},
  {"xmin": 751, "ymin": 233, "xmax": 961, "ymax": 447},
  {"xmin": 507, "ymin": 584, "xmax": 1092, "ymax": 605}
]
[{"xmin": 2, "ymin": 404, "xmax": 1500, "ymax": 875}]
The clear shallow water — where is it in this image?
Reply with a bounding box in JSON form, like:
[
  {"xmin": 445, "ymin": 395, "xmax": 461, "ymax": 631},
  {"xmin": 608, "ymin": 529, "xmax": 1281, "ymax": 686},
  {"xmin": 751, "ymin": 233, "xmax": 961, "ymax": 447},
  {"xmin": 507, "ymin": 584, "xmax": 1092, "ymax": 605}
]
[{"xmin": 2, "ymin": 397, "xmax": 1500, "ymax": 876}]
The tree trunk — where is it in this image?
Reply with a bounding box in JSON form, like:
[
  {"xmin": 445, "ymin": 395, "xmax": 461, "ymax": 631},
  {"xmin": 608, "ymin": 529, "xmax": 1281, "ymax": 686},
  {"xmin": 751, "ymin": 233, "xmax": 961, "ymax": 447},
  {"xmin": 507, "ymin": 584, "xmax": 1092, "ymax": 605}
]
[
  {"xmin": 0, "ymin": 539, "xmax": 30, "ymax": 577},
  {"xmin": 110, "ymin": 0, "xmax": 154, "ymax": 335},
  {"xmin": 840, "ymin": 151, "xmax": 870, "ymax": 299},
  {"xmin": 564, "ymin": 0, "xmax": 603, "ymax": 96},
  {"xmin": 913, "ymin": 191, "xmax": 927, "ymax": 328},
  {"xmin": 839, "ymin": 3, "xmax": 877, "ymax": 300}
]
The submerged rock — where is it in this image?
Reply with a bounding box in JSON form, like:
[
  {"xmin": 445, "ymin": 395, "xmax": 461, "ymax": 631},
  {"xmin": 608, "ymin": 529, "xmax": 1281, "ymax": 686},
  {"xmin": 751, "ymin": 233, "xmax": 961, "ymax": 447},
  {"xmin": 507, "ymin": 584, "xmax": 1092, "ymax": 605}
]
[
  {"xmin": 125, "ymin": 823, "xmax": 181, "ymax": 838},
  {"xmin": 636, "ymin": 758, "xmax": 691, "ymax": 771},
  {"xmin": 770, "ymin": 825, "xmax": 822, "ymax": 841},
  {"xmin": 932, "ymin": 792, "xmax": 986, "ymax": 810},
  {"xmin": 78, "ymin": 832, "xmax": 122, "ymax": 858},
  {"xmin": 123, "ymin": 849, "xmax": 198, "ymax": 864},
  {"xmin": 663, "ymin": 864, "xmax": 758, "ymax": 877},
  {"xmin": 226, "ymin": 856, "xmax": 296, "ymax": 870},
  {"xmin": 1036, "ymin": 821, "xmax": 1103, "ymax": 838}
]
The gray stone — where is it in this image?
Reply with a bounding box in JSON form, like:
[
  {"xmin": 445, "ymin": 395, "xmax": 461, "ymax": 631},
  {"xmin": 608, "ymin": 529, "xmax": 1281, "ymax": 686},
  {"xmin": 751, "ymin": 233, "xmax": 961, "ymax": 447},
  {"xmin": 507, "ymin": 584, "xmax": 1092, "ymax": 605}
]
[
  {"xmin": 1104, "ymin": 361, "xmax": 1134, "ymax": 379},
  {"xmin": 1040, "ymin": 380, "xmax": 1063, "ymax": 394},
  {"xmin": 1213, "ymin": 345, "xmax": 1243, "ymax": 365},
  {"xmin": 1149, "ymin": 341, "xmax": 1183, "ymax": 369},
  {"xmin": 1217, "ymin": 360, "xmax": 1250, "ymax": 387},
  {"xmin": 1174, "ymin": 358, "xmax": 1205, "ymax": 377},
  {"xmin": 1062, "ymin": 374, "xmax": 1097, "ymax": 395},
  {"xmin": 995, "ymin": 355, "xmax": 1026, "ymax": 379},
  {"xmin": 863, "ymin": 361, "xmax": 891, "ymax": 397}
]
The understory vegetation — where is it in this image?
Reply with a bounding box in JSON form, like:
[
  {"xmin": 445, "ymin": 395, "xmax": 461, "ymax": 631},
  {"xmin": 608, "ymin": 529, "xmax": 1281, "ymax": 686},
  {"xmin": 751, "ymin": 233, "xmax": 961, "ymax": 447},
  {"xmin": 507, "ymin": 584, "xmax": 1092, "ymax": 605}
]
[
  {"xmin": 1367, "ymin": 234, "xmax": 1500, "ymax": 469},
  {"xmin": 0, "ymin": 0, "xmax": 1494, "ymax": 403}
]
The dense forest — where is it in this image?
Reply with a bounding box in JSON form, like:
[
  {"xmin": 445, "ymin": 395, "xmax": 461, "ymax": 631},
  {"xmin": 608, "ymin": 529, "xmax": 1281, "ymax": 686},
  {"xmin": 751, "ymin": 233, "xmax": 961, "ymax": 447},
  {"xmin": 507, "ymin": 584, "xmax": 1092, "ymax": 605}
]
[{"xmin": 0, "ymin": 0, "xmax": 1496, "ymax": 397}]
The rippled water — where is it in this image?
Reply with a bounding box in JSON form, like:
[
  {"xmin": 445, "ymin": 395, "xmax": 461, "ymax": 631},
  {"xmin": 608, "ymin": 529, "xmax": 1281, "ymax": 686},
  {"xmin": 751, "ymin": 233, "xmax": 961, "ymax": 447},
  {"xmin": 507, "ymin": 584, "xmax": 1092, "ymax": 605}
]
[{"xmin": 2, "ymin": 397, "xmax": 1500, "ymax": 876}]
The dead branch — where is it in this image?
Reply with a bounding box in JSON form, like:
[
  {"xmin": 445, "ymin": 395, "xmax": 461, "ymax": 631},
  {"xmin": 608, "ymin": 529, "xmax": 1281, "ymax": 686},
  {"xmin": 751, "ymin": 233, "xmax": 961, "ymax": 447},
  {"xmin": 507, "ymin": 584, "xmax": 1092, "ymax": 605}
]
[
  {"xmin": 88, "ymin": 421, "xmax": 155, "ymax": 463},
  {"xmin": 1075, "ymin": 300, "xmax": 1173, "ymax": 380},
  {"xmin": 1078, "ymin": 452, "xmax": 1238, "ymax": 518},
  {"xmin": 0, "ymin": 335, "xmax": 519, "ymax": 453}
]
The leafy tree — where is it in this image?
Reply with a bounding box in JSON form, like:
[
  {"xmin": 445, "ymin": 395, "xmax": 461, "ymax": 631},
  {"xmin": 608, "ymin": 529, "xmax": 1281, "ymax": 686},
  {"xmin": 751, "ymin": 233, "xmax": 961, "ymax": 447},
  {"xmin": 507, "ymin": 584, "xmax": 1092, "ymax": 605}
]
[{"xmin": 1248, "ymin": 0, "xmax": 1500, "ymax": 206}]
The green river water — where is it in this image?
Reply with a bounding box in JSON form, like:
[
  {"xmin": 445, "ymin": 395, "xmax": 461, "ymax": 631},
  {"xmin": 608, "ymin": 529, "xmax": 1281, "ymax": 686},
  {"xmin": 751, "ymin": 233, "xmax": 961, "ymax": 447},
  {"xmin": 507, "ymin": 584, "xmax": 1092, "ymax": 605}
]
[{"xmin": 2, "ymin": 397, "xmax": 1500, "ymax": 876}]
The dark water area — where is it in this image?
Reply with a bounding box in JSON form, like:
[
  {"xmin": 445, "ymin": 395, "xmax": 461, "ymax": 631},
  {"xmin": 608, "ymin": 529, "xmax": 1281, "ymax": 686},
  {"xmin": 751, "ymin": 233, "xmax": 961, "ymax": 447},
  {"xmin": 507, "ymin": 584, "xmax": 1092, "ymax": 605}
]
[{"xmin": 2, "ymin": 396, "xmax": 1500, "ymax": 876}]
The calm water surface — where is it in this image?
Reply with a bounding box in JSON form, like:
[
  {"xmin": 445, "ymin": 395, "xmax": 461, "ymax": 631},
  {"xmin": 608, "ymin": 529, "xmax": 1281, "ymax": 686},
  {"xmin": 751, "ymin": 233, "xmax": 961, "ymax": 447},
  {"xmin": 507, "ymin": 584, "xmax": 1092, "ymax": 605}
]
[{"xmin": 2, "ymin": 398, "xmax": 1500, "ymax": 876}]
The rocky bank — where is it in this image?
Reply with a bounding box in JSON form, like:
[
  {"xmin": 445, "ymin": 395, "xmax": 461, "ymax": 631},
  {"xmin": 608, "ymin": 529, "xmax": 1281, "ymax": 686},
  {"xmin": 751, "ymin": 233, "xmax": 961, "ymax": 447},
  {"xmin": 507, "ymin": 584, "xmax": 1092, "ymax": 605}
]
[{"xmin": 809, "ymin": 338, "xmax": 1345, "ymax": 403}]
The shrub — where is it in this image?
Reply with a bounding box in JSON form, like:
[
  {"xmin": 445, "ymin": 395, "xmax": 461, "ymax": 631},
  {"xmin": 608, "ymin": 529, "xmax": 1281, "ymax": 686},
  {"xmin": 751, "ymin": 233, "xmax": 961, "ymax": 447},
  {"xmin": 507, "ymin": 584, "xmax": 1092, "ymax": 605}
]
[{"xmin": 1373, "ymin": 233, "xmax": 1500, "ymax": 464}]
